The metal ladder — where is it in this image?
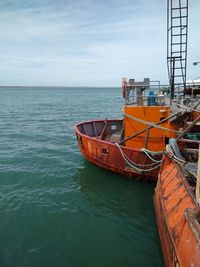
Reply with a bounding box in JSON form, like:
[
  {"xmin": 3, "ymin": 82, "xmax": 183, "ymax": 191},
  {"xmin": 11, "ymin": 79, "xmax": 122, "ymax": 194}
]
[{"xmin": 167, "ymin": 0, "xmax": 188, "ymax": 99}]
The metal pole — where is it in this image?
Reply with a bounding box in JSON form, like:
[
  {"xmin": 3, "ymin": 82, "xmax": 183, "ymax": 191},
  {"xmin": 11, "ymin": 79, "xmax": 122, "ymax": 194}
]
[{"xmin": 171, "ymin": 57, "xmax": 175, "ymax": 99}]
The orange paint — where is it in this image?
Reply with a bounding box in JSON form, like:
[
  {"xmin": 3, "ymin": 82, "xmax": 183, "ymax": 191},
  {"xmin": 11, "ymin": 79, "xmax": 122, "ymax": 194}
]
[
  {"xmin": 124, "ymin": 106, "xmax": 178, "ymax": 151},
  {"xmin": 75, "ymin": 119, "xmax": 163, "ymax": 181},
  {"xmin": 154, "ymin": 155, "xmax": 200, "ymax": 267}
]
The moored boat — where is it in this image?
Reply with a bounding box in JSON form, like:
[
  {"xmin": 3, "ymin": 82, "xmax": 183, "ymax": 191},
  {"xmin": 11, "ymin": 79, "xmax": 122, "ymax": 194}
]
[
  {"xmin": 75, "ymin": 78, "xmax": 189, "ymax": 181},
  {"xmin": 75, "ymin": 0, "xmax": 199, "ymax": 182},
  {"xmin": 154, "ymin": 112, "xmax": 200, "ymax": 266},
  {"xmin": 75, "ymin": 118, "xmax": 162, "ymax": 181}
]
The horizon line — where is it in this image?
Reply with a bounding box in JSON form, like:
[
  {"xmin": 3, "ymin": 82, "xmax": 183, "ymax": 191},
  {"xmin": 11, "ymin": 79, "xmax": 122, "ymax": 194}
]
[{"xmin": 0, "ymin": 85, "xmax": 121, "ymax": 88}]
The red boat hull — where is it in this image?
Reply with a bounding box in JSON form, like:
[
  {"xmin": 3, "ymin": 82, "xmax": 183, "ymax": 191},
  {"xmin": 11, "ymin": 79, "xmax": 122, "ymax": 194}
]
[{"xmin": 75, "ymin": 119, "xmax": 161, "ymax": 181}]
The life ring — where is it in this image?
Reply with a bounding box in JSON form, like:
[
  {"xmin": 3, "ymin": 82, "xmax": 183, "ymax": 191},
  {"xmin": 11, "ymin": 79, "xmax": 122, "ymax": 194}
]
[{"xmin": 122, "ymin": 81, "xmax": 126, "ymax": 98}]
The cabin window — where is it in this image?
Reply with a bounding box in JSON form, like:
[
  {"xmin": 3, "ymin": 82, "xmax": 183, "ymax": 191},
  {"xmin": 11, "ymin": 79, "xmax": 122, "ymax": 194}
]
[{"xmin": 102, "ymin": 148, "xmax": 109, "ymax": 155}]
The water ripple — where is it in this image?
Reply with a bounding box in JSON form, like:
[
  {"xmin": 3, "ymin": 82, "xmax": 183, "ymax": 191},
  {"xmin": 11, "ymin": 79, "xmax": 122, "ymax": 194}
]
[{"xmin": 0, "ymin": 87, "xmax": 163, "ymax": 267}]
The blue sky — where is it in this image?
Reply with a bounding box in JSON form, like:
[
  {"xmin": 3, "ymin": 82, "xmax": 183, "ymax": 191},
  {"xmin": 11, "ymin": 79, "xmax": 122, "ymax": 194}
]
[{"xmin": 0, "ymin": 0, "xmax": 199, "ymax": 86}]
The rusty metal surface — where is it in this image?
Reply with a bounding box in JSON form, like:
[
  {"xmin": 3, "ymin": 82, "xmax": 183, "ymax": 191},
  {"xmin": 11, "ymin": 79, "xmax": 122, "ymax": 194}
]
[
  {"xmin": 154, "ymin": 155, "xmax": 200, "ymax": 267},
  {"xmin": 75, "ymin": 121, "xmax": 159, "ymax": 181}
]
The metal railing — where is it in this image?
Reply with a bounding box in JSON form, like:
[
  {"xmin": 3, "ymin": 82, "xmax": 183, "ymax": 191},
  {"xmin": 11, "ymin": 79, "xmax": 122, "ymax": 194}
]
[
  {"xmin": 123, "ymin": 79, "xmax": 200, "ymax": 107},
  {"xmin": 124, "ymin": 81, "xmax": 170, "ymax": 106}
]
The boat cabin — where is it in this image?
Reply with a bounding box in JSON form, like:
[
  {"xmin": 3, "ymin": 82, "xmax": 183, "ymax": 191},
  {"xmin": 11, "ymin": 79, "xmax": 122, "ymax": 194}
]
[{"xmin": 122, "ymin": 78, "xmax": 178, "ymax": 151}]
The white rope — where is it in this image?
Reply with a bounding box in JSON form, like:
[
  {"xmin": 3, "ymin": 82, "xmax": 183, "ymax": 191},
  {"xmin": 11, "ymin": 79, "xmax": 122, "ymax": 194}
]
[
  {"xmin": 122, "ymin": 108, "xmax": 180, "ymax": 133},
  {"xmin": 141, "ymin": 148, "xmax": 163, "ymax": 155},
  {"xmin": 115, "ymin": 143, "xmax": 161, "ymax": 172},
  {"xmin": 141, "ymin": 149, "xmax": 163, "ymax": 163},
  {"xmin": 165, "ymin": 144, "xmax": 186, "ymax": 164},
  {"xmin": 115, "ymin": 143, "xmax": 159, "ymax": 167}
]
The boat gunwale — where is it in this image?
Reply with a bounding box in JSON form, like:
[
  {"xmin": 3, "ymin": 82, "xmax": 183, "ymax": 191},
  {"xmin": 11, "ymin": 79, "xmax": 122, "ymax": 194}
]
[
  {"xmin": 74, "ymin": 119, "xmax": 143, "ymax": 153},
  {"xmin": 165, "ymin": 153, "xmax": 199, "ymax": 206}
]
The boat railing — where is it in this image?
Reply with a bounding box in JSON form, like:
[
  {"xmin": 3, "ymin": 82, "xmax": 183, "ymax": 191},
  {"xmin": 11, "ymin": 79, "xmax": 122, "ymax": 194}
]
[
  {"xmin": 124, "ymin": 81, "xmax": 171, "ymax": 106},
  {"xmin": 174, "ymin": 80, "xmax": 200, "ymax": 95},
  {"xmin": 123, "ymin": 78, "xmax": 200, "ymax": 108}
]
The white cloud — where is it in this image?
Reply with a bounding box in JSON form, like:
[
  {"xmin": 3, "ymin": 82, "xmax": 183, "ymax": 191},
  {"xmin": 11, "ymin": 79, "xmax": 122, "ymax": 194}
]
[{"xmin": 0, "ymin": 0, "xmax": 199, "ymax": 86}]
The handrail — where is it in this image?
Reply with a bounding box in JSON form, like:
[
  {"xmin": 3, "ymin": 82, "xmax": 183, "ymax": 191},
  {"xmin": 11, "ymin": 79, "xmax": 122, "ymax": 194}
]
[{"xmin": 176, "ymin": 115, "xmax": 200, "ymax": 141}]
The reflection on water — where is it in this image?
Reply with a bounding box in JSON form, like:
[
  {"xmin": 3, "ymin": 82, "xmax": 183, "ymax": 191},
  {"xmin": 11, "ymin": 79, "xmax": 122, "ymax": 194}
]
[{"xmin": 75, "ymin": 162, "xmax": 163, "ymax": 267}]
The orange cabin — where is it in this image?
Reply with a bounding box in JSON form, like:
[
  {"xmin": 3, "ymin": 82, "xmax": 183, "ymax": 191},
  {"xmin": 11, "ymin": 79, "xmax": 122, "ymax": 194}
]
[{"xmin": 123, "ymin": 106, "xmax": 178, "ymax": 151}]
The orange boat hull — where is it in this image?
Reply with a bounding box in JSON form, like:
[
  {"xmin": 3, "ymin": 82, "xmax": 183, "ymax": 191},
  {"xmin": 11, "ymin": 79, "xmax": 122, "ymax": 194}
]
[
  {"xmin": 154, "ymin": 155, "xmax": 200, "ymax": 266},
  {"xmin": 75, "ymin": 119, "xmax": 161, "ymax": 181}
]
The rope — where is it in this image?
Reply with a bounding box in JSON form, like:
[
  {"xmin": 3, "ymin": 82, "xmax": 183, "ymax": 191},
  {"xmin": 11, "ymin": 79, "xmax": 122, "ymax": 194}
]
[
  {"xmin": 115, "ymin": 143, "xmax": 161, "ymax": 172},
  {"xmin": 141, "ymin": 148, "xmax": 163, "ymax": 155},
  {"xmin": 165, "ymin": 144, "xmax": 186, "ymax": 164},
  {"xmin": 141, "ymin": 149, "xmax": 163, "ymax": 163},
  {"xmin": 122, "ymin": 109, "xmax": 181, "ymax": 133},
  {"xmin": 115, "ymin": 143, "xmax": 159, "ymax": 167}
]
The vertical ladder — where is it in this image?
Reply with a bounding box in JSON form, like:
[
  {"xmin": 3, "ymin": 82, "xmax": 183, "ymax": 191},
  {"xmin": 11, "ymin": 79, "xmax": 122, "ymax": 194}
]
[{"xmin": 167, "ymin": 0, "xmax": 188, "ymax": 99}]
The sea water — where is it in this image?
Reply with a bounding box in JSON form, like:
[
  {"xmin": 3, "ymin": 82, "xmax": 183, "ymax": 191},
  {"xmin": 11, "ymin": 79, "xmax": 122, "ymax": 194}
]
[{"xmin": 0, "ymin": 87, "xmax": 163, "ymax": 267}]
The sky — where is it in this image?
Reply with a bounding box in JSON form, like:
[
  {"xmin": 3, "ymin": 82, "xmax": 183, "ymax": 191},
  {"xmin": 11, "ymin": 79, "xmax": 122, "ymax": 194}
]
[{"xmin": 0, "ymin": 0, "xmax": 199, "ymax": 86}]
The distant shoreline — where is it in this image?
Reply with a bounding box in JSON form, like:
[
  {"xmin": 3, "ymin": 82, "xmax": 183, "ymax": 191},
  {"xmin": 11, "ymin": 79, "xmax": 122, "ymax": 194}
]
[{"xmin": 0, "ymin": 86, "xmax": 121, "ymax": 89}]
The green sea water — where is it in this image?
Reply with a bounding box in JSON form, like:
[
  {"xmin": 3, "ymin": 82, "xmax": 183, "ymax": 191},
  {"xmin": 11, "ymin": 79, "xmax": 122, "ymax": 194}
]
[{"xmin": 0, "ymin": 87, "xmax": 164, "ymax": 267}]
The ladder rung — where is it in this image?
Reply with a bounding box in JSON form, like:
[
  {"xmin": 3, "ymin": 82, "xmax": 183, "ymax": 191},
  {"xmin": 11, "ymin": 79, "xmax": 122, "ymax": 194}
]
[
  {"xmin": 167, "ymin": 56, "xmax": 181, "ymax": 59},
  {"xmin": 172, "ymin": 33, "xmax": 187, "ymax": 37},
  {"xmin": 174, "ymin": 75, "xmax": 185, "ymax": 77},
  {"xmin": 168, "ymin": 59, "xmax": 186, "ymax": 62},
  {"xmin": 171, "ymin": 60, "xmax": 186, "ymax": 63},
  {"xmin": 172, "ymin": 42, "xmax": 187, "ymax": 45},
  {"xmin": 172, "ymin": 7, "xmax": 188, "ymax": 10},
  {"xmin": 172, "ymin": 16, "xmax": 187, "ymax": 19},
  {"xmin": 171, "ymin": 51, "xmax": 186, "ymax": 54},
  {"xmin": 171, "ymin": 25, "xmax": 187, "ymax": 28},
  {"xmin": 170, "ymin": 52, "xmax": 181, "ymax": 54}
]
